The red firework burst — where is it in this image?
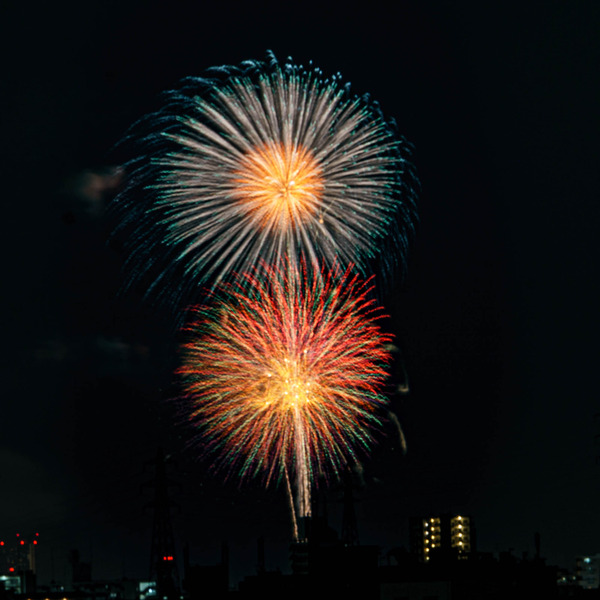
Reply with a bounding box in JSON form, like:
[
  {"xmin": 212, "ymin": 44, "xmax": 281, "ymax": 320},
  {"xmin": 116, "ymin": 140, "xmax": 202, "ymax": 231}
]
[{"xmin": 178, "ymin": 262, "xmax": 393, "ymax": 507}]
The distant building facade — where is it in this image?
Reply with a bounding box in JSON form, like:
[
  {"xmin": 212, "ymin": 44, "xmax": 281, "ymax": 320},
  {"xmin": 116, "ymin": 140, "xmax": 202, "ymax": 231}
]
[
  {"xmin": 0, "ymin": 533, "xmax": 38, "ymax": 594},
  {"xmin": 576, "ymin": 554, "xmax": 600, "ymax": 589},
  {"xmin": 410, "ymin": 515, "xmax": 473, "ymax": 562},
  {"xmin": 0, "ymin": 533, "xmax": 38, "ymax": 575}
]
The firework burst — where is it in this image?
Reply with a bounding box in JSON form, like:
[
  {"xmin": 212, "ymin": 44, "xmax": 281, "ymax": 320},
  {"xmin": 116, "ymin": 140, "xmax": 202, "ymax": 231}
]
[
  {"xmin": 177, "ymin": 262, "xmax": 393, "ymax": 527},
  {"xmin": 112, "ymin": 52, "xmax": 418, "ymax": 310}
]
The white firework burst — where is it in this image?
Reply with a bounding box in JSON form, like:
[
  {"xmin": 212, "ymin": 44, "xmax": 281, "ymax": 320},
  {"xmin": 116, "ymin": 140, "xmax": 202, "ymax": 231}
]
[{"xmin": 112, "ymin": 52, "xmax": 418, "ymax": 309}]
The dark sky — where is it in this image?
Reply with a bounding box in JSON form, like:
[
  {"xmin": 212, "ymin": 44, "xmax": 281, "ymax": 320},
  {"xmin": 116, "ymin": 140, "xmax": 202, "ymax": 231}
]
[{"xmin": 2, "ymin": 0, "xmax": 599, "ymax": 587}]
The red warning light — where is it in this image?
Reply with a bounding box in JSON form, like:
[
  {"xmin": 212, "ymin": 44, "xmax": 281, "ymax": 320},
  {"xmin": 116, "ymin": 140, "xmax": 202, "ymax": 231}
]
[
  {"xmin": 33, "ymin": 540, "xmax": 38, "ymax": 545},
  {"xmin": 20, "ymin": 541, "xmax": 25, "ymax": 546},
  {"xmin": 0, "ymin": 541, "xmax": 4, "ymax": 546},
  {"xmin": 8, "ymin": 568, "xmax": 14, "ymax": 573}
]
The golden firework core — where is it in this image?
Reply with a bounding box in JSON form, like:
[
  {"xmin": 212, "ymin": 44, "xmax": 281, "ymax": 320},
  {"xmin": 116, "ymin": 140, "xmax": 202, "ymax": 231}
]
[
  {"xmin": 233, "ymin": 143, "xmax": 323, "ymax": 229},
  {"xmin": 260, "ymin": 356, "xmax": 314, "ymax": 410}
]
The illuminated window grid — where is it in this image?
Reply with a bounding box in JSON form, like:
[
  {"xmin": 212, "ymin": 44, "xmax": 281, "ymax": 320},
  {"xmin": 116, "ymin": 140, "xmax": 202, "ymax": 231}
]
[
  {"xmin": 450, "ymin": 515, "xmax": 471, "ymax": 558},
  {"xmin": 423, "ymin": 517, "xmax": 441, "ymax": 561},
  {"xmin": 422, "ymin": 515, "xmax": 471, "ymax": 562}
]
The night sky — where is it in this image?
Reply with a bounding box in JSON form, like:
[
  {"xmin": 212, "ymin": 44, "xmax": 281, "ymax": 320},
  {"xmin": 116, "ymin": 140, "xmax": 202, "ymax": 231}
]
[{"xmin": 2, "ymin": 0, "xmax": 599, "ymax": 587}]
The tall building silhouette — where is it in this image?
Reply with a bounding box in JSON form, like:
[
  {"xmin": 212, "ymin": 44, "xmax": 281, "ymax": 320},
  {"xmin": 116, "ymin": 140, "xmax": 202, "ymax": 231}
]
[{"xmin": 145, "ymin": 448, "xmax": 179, "ymax": 600}]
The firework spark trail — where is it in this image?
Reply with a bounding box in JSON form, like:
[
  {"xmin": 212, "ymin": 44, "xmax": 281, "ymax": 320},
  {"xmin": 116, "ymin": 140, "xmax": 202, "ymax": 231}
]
[
  {"xmin": 177, "ymin": 262, "xmax": 393, "ymax": 528},
  {"xmin": 284, "ymin": 467, "xmax": 299, "ymax": 541},
  {"xmin": 112, "ymin": 53, "xmax": 418, "ymax": 311},
  {"xmin": 294, "ymin": 405, "xmax": 310, "ymax": 520}
]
